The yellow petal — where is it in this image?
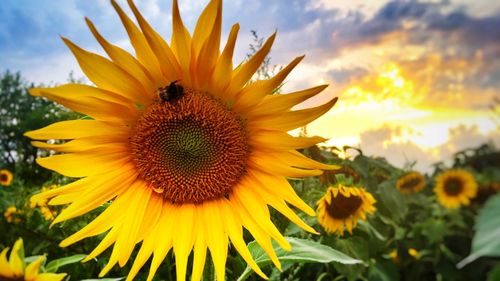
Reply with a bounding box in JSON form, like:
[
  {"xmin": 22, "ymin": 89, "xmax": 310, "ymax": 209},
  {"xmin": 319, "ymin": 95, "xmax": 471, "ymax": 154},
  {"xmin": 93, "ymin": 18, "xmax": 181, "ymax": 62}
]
[
  {"xmin": 210, "ymin": 24, "xmax": 239, "ymax": 96},
  {"xmin": 229, "ymin": 199, "xmax": 282, "ymax": 270},
  {"xmin": 0, "ymin": 248, "xmax": 15, "ymax": 278},
  {"xmin": 173, "ymin": 204, "xmax": 196, "ymax": 281},
  {"xmin": 36, "ymin": 149, "xmax": 129, "ymax": 178},
  {"xmin": 31, "ymin": 136, "xmax": 127, "ymax": 154},
  {"xmin": 192, "ymin": 0, "xmax": 221, "ymax": 58},
  {"xmin": 115, "ymin": 184, "xmax": 152, "ymax": 266},
  {"xmin": 234, "ymin": 55, "xmax": 304, "ymax": 111},
  {"xmin": 24, "ymin": 120, "xmax": 129, "ymax": 140},
  {"xmin": 249, "ymin": 170, "xmax": 315, "ymax": 216},
  {"xmin": 34, "ymin": 273, "xmax": 67, "ymax": 281},
  {"xmin": 190, "ymin": 208, "xmax": 207, "ymax": 281},
  {"xmin": 147, "ymin": 205, "xmax": 175, "ymax": 281},
  {"xmin": 248, "ymin": 153, "xmax": 323, "ymax": 178},
  {"xmin": 25, "ymin": 256, "xmax": 46, "ymax": 280},
  {"xmin": 246, "ymin": 84, "xmax": 328, "ymax": 117},
  {"xmin": 233, "ymin": 183, "xmax": 291, "ymax": 251},
  {"xmin": 9, "ymin": 239, "xmax": 24, "ymax": 276},
  {"xmin": 85, "ymin": 18, "xmax": 157, "ymax": 96},
  {"xmin": 127, "ymin": 0, "xmax": 181, "ymax": 81},
  {"xmin": 194, "ymin": 0, "xmax": 222, "ymax": 88},
  {"xmin": 62, "ymin": 37, "xmax": 149, "ymax": 104},
  {"xmin": 202, "ymin": 200, "xmax": 228, "ymax": 281},
  {"xmin": 250, "ymin": 130, "xmax": 327, "ymax": 151},
  {"xmin": 249, "ymin": 97, "xmax": 338, "ymax": 131},
  {"xmin": 53, "ymin": 165, "xmax": 135, "ymax": 223},
  {"xmin": 224, "ymin": 33, "xmax": 276, "ymax": 97},
  {"xmin": 221, "ymin": 203, "xmax": 268, "ymax": 280},
  {"xmin": 110, "ymin": 0, "xmax": 165, "ymax": 86},
  {"xmin": 171, "ymin": 0, "xmax": 192, "ymax": 85}
]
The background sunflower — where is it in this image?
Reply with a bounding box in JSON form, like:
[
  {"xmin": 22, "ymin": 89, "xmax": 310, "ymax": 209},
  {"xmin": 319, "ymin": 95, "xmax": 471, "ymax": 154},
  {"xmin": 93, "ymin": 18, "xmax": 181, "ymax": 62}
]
[
  {"xmin": 434, "ymin": 169, "xmax": 478, "ymax": 208},
  {"xmin": 316, "ymin": 185, "xmax": 376, "ymax": 235}
]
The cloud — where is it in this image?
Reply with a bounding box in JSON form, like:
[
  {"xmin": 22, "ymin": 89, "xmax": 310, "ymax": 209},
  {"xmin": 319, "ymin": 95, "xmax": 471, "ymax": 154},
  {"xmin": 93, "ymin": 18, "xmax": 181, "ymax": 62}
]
[{"xmin": 358, "ymin": 123, "xmax": 500, "ymax": 172}]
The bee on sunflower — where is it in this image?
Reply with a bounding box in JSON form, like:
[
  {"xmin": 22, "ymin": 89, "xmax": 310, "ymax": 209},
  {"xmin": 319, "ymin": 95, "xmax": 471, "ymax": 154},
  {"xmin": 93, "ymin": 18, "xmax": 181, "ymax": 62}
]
[
  {"xmin": 25, "ymin": 0, "xmax": 338, "ymax": 280},
  {"xmin": 395, "ymin": 171, "xmax": 426, "ymax": 194},
  {"xmin": 434, "ymin": 169, "xmax": 478, "ymax": 209},
  {"xmin": 316, "ymin": 185, "xmax": 376, "ymax": 235}
]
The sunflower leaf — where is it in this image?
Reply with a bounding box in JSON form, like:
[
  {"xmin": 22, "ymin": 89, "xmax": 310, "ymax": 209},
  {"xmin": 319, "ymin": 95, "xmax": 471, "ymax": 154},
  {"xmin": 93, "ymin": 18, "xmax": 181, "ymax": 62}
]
[
  {"xmin": 45, "ymin": 254, "xmax": 86, "ymax": 273},
  {"xmin": 237, "ymin": 237, "xmax": 361, "ymax": 281},
  {"xmin": 457, "ymin": 193, "xmax": 500, "ymax": 268}
]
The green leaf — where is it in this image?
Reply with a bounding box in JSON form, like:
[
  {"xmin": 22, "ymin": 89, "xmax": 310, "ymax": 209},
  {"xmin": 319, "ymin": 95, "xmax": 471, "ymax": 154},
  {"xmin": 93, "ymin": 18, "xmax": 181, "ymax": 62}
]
[
  {"xmin": 487, "ymin": 266, "xmax": 500, "ymax": 281},
  {"xmin": 45, "ymin": 254, "xmax": 86, "ymax": 273},
  {"xmin": 237, "ymin": 237, "xmax": 361, "ymax": 281},
  {"xmin": 457, "ymin": 194, "xmax": 500, "ymax": 268},
  {"xmin": 24, "ymin": 255, "xmax": 44, "ymax": 264}
]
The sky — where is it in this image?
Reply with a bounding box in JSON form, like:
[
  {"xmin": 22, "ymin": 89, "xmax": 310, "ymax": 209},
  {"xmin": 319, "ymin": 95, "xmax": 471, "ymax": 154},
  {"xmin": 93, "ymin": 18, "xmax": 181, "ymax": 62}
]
[{"xmin": 1, "ymin": 0, "xmax": 499, "ymax": 172}]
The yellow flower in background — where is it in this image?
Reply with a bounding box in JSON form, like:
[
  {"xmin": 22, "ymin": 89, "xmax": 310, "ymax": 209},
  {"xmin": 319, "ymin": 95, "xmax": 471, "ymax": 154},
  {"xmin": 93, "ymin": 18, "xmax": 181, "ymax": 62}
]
[
  {"xmin": 25, "ymin": 0, "xmax": 338, "ymax": 280},
  {"xmin": 434, "ymin": 169, "xmax": 478, "ymax": 209},
  {"xmin": 4, "ymin": 206, "xmax": 22, "ymax": 224},
  {"xmin": 396, "ymin": 171, "xmax": 426, "ymax": 194},
  {"xmin": 408, "ymin": 248, "xmax": 421, "ymax": 260},
  {"xmin": 0, "ymin": 239, "xmax": 66, "ymax": 281},
  {"xmin": 316, "ymin": 185, "xmax": 376, "ymax": 235},
  {"xmin": 0, "ymin": 169, "xmax": 13, "ymax": 186},
  {"xmin": 39, "ymin": 207, "xmax": 55, "ymax": 221},
  {"xmin": 388, "ymin": 250, "xmax": 399, "ymax": 263}
]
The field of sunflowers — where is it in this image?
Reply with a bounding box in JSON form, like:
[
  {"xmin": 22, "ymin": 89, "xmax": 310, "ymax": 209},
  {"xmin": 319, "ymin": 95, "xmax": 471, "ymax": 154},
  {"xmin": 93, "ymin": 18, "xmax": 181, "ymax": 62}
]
[{"xmin": 1, "ymin": 0, "xmax": 500, "ymax": 280}]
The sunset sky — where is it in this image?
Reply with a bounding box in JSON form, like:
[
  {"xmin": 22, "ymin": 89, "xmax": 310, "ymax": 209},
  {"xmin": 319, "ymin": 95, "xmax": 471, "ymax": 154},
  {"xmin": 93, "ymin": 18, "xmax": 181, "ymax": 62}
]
[{"xmin": 1, "ymin": 0, "xmax": 499, "ymax": 171}]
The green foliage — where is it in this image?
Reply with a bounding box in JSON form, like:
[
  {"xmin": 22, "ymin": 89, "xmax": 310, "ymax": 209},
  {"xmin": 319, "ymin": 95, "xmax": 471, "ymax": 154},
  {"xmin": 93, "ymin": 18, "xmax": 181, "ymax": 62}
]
[
  {"xmin": 0, "ymin": 71, "xmax": 78, "ymax": 185},
  {"xmin": 458, "ymin": 193, "xmax": 500, "ymax": 267},
  {"xmin": 238, "ymin": 237, "xmax": 361, "ymax": 281},
  {"xmin": 1, "ymin": 66, "xmax": 499, "ymax": 280}
]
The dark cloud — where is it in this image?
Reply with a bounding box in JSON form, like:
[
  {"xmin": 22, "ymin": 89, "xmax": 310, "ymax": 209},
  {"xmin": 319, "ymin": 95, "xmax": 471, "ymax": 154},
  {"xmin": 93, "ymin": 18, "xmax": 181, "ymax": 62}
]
[{"xmin": 327, "ymin": 67, "xmax": 368, "ymax": 84}]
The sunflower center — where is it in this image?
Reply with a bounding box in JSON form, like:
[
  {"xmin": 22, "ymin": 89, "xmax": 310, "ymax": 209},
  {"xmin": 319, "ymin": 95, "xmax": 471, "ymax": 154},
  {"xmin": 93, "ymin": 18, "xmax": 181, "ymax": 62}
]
[
  {"xmin": 0, "ymin": 275, "xmax": 23, "ymax": 281},
  {"xmin": 0, "ymin": 174, "xmax": 7, "ymax": 182},
  {"xmin": 325, "ymin": 192, "xmax": 362, "ymax": 219},
  {"xmin": 130, "ymin": 88, "xmax": 249, "ymax": 204},
  {"xmin": 443, "ymin": 177, "xmax": 463, "ymax": 195},
  {"xmin": 400, "ymin": 177, "xmax": 422, "ymax": 190}
]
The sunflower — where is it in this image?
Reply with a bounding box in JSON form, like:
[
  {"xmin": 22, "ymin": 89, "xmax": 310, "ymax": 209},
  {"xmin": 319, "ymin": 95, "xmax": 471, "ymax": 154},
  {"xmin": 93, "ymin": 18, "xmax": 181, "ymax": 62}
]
[
  {"xmin": 434, "ymin": 169, "xmax": 478, "ymax": 209},
  {"xmin": 4, "ymin": 206, "xmax": 22, "ymax": 224},
  {"xmin": 0, "ymin": 239, "xmax": 67, "ymax": 281},
  {"xmin": 0, "ymin": 169, "xmax": 13, "ymax": 186},
  {"xmin": 395, "ymin": 171, "xmax": 425, "ymax": 194},
  {"xmin": 316, "ymin": 185, "xmax": 376, "ymax": 235},
  {"xmin": 26, "ymin": 0, "xmax": 338, "ymax": 280}
]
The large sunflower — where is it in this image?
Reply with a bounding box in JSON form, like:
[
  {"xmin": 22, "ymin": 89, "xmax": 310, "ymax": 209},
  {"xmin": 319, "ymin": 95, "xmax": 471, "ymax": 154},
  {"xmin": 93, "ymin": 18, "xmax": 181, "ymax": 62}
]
[
  {"xmin": 26, "ymin": 0, "xmax": 338, "ymax": 280},
  {"xmin": 316, "ymin": 185, "xmax": 376, "ymax": 235},
  {"xmin": 395, "ymin": 171, "xmax": 425, "ymax": 194},
  {"xmin": 434, "ymin": 169, "xmax": 477, "ymax": 208},
  {"xmin": 0, "ymin": 169, "xmax": 13, "ymax": 187},
  {"xmin": 0, "ymin": 239, "xmax": 66, "ymax": 281}
]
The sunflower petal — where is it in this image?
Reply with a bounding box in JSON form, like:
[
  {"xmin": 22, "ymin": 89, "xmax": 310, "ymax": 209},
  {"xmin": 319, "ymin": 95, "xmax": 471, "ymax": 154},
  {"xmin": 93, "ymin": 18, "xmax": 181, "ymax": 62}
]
[
  {"xmin": 234, "ymin": 55, "xmax": 304, "ymax": 110},
  {"xmin": 224, "ymin": 32, "xmax": 276, "ymax": 97},
  {"xmin": 62, "ymin": 38, "xmax": 149, "ymax": 104},
  {"xmin": 246, "ymin": 84, "xmax": 328, "ymax": 117},
  {"xmin": 85, "ymin": 18, "xmax": 157, "ymax": 95},
  {"xmin": 210, "ymin": 24, "xmax": 239, "ymax": 95},
  {"xmin": 111, "ymin": 0, "xmax": 165, "ymax": 86},
  {"xmin": 127, "ymin": 0, "xmax": 182, "ymax": 81},
  {"xmin": 249, "ymin": 97, "xmax": 338, "ymax": 131},
  {"xmin": 25, "ymin": 256, "xmax": 45, "ymax": 280},
  {"xmin": 24, "ymin": 120, "xmax": 129, "ymax": 140}
]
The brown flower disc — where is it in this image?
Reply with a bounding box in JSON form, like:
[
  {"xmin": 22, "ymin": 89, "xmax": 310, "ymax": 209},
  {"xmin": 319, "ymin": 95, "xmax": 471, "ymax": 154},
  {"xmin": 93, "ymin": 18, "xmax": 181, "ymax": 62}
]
[{"xmin": 130, "ymin": 88, "xmax": 249, "ymax": 203}]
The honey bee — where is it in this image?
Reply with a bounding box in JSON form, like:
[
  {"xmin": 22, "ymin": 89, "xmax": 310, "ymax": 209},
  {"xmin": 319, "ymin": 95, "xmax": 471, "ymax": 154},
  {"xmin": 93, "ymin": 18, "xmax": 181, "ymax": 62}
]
[{"xmin": 159, "ymin": 80, "xmax": 184, "ymax": 102}]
